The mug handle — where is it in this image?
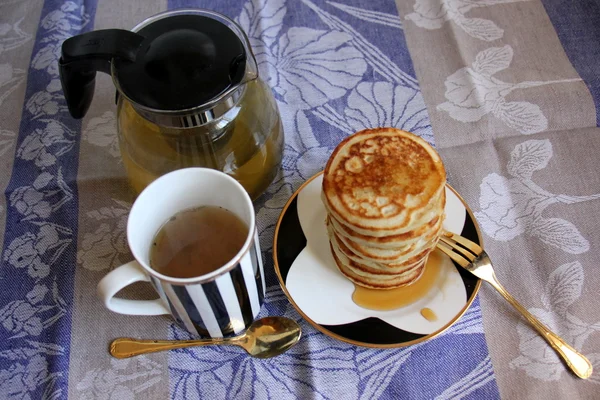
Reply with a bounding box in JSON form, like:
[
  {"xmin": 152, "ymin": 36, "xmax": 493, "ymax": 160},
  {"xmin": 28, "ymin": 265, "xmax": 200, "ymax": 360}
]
[{"xmin": 97, "ymin": 261, "xmax": 170, "ymax": 316}]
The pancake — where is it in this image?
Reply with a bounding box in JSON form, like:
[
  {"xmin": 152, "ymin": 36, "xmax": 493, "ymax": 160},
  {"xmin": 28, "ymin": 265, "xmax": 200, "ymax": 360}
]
[
  {"xmin": 327, "ymin": 221, "xmax": 426, "ymax": 274},
  {"xmin": 326, "ymin": 190, "xmax": 446, "ymax": 249},
  {"xmin": 329, "ymin": 209, "xmax": 444, "ymax": 254},
  {"xmin": 322, "ymin": 128, "xmax": 446, "ymax": 237},
  {"xmin": 332, "ymin": 218, "xmax": 442, "ymax": 263},
  {"xmin": 322, "ymin": 184, "xmax": 445, "ymax": 238},
  {"xmin": 322, "ymin": 128, "xmax": 446, "ymax": 290},
  {"xmin": 331, "ymin": 244, "xmax": 425, "ymax": 289},
  {"xmin": 330, "ymin": 237, "xmax": 424, "ymax": 277},
  {"xmin": 327, "ymin": 217, "xmax": 440, "ymax": 267}
]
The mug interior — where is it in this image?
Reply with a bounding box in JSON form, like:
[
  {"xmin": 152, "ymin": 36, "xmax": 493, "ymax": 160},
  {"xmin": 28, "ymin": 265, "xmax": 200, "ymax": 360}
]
[{"xmin": 127, "ymin": 168, "xmax": 255, "ymax": 283}]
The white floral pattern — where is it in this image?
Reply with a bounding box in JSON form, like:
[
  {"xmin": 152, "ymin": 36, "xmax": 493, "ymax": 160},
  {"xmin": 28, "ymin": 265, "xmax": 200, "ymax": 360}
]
[
  {"xmin": 238, "ymin": 0, "xmax": 286, "ymax": 49},
  {"xmin": 16, "ymin": 120, "xmax": 76, "ymax": 168},
  {"xmin": 10, "ymin": 169, "xmax": 73, "ymax": 220},
  {"xmin": 407, "ymin": 0, "xmax": 531, "ymax": 41},
  {"xmin": 31, "ymin": 41, "xmax": 61, "ymax": 75},
  {"xmin": 0, "ymin": 354, "xmax": 61, "ymax": 400},
  {"xmin": 0, "ymin": 281, "xmax": 67, "ymax": 339},
  {"xmin": 274, "ymin": 28, "xmax": 367, "ymax": 109},
  {"xmin": 77, "ymin": 357, "xmax": 162, "ymax": 400},
  {"xmin": 239, "ymin": 1, "xmax": 367, "ymax": 110},
  {"xmin": 344, "ymin": 81, "xmax": 433, "ymax": 144},
  {"xmin": 438, "ymin": 45, "xmax": 580, "ymax": 134},
  {"xmin": 510, "ymin": 262, "xmax": 600, "ymax": 382},
  {"xmin": 40, "ymin": 2, "xmax": 89, "ymax": 32},
  {"xmin": 435, "ymin": 356, "xmax": 495, "ymax": 399},
  {"xmin": 77, "ymin": 199, "xmax": 131, "ymax": 271},
  {"xmin": 302, "ymin": 0, "xmax": 418, "ymax": 88},
  {"xmin": 0, "ymin": 63, "xmax": 26, "ymax": 107},
  {"xmin": 0, "ymin": 17, "xmax": 32, "ymax": 54},
  {"xmin": 327, "ymin": 2, "xmax": 403, "ymax": 29},
  {"xmin": 26, "ymin": 90, "xmax": 61, "ymax": 117},
  {"xmin": 83, "ymin": 111, "xmax": 120, "ymax": 158},
  {"xmin": 0, "ymin": 129, "xmax": 16, "ymax": 158},
  {"xmin": 4, "ymin": 223, "xmax": 72, "ymax": 279},
  {"xmin": 475, "ymin": 139, "xmax": 600, "ymax": 254}
]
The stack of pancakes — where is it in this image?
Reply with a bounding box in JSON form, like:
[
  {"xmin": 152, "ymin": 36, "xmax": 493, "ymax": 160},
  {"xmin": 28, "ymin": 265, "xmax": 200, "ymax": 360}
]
[{"xmin": 322, "ymin": 128, "xmax": 447, "ymax": 289}]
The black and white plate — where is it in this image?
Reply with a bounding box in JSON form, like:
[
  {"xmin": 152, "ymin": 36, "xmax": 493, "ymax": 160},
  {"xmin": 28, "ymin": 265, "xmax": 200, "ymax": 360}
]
[{"xmin": 274, "ymin": 172, "xmax": 482, "ymax": 348}]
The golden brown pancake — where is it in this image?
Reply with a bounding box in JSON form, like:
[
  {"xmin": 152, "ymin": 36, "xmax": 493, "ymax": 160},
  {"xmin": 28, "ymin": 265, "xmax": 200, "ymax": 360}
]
[
  {"xmin": 326, "ymin": 191, "xmax": 446, "ymax": 249},
  {"xmin": 327, "ymin": 218, "xmax": 439, "ymax": 269},
  {"xmin": 322, "ymin": 128, "xmax": 446, "ymax": 237},
  {"xmin": 329, "ymin": 212, "xmax": 443, "ymax": 258},
  {"xmin": 327, "ymin": 221, "xmax": 426, "ymax": 274},
  {"xmin": 322, "ymin": 128, "xmax": 446, "ymax": 290},
  {"xmin": 331, "ymin": 245, "xmax": 425, "ymax": 289}
]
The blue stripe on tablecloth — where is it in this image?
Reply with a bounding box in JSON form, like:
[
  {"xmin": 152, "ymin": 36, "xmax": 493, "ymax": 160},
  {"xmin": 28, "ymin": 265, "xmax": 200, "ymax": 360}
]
[
  {"xmin": 163, "ymin": 1, "xmax": 499, "ymax": 399},
  {"xmin": 0, "ymin": 0, "xmax": 97, "ymax": 398},
  {"xmin": 541, "ymin": 0, "xmax": 600, "ymax": 126}
]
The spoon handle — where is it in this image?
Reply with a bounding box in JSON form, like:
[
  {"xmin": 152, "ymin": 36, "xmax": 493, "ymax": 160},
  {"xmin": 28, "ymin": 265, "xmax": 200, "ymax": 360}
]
[
  {"xmin": 488, "ymin": 273, "xmax": 593, "ymax": 379},
  {"xmin": 110, "ymin": 337, "xmax": 231, "ymax": 359}
]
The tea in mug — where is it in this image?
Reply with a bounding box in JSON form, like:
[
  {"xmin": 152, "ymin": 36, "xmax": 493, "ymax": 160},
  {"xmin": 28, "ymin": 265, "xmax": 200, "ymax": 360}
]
[{"xmin": 149, "ymin": 206, "xmax": 248, "ymax": 278}]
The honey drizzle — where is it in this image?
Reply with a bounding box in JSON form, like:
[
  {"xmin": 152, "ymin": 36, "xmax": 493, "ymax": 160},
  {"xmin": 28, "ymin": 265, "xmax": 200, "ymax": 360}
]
[
  {"xmin": 420, "ymin": 308, "xmax": 438, "ymax": 322},
  {"xmin": 352, "ymin": 249, "xmax": 443, "ymax": 311}
]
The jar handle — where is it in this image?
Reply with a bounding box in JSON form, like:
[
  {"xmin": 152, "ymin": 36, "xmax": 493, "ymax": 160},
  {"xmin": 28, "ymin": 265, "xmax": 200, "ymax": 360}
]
[{"xmin": 58, "ymin": 29, "xmax": 145, "ymax": 119}]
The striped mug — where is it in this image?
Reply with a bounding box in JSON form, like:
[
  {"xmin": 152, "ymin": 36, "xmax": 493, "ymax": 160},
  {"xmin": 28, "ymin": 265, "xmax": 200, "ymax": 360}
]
[{"xmin": 97, "ymin": 168, "xmax": 265, "ymax": 338}]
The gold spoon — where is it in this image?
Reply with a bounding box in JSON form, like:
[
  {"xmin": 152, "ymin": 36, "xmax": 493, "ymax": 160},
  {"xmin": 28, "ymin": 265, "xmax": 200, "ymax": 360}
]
[{"xmin": 109, "ymin": 316, "xmax": 302, "ymax": 359}]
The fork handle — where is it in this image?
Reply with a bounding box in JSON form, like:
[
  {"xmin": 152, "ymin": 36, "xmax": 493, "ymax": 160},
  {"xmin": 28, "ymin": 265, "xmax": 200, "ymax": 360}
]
[{"xmin": 488, "ymin": 275, "xmax": 593, "ymax": 379}]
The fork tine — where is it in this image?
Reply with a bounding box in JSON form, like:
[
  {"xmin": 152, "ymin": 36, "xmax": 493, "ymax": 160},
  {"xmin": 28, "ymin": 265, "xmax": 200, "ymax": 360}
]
[
  {"xmin": 436, "ymin": 241, "xmax": 471, "ymax": 268},
  {"xmin": 439, "ymin": 236, "xmax": 477, "ymax": 262},
  {"xmin": 442, "ymin": 230, "xmax": 483, "ymax": 255}
]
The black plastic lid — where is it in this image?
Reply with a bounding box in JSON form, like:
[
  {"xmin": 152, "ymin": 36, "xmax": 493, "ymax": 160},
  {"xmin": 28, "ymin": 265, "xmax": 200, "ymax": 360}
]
[{"xmin": 114, "ymin": 14, "xmax": 246, "ymax": 111}]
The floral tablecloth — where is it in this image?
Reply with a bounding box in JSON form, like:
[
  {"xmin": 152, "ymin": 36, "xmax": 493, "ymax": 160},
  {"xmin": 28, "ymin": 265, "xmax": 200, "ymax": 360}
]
[{"xmin": 0, "ymin": 0, "xmax": 598, "ymax": 399}]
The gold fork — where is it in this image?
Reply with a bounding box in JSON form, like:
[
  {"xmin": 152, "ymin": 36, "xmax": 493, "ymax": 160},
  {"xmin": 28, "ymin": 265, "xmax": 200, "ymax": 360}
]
[{"xmin": 437, "ymin": 230, "xmax": 593, "ymax": 379}]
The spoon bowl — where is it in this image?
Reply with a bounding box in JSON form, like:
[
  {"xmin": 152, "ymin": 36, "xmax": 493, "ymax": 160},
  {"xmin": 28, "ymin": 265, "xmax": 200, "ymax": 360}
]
[
  {"xmin": 109, "ymin": 316, "xmax": 302, "ymax": 359},
  {"xmin": 238, "ymin": 316, "xmax": 303, "ymax": 358}
]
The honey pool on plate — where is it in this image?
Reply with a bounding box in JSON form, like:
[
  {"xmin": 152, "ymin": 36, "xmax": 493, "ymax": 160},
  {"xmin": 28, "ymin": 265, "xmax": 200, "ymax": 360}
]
[{"xmin": 352, "ymin": 249, "xmax": 443, "ymax": 318}]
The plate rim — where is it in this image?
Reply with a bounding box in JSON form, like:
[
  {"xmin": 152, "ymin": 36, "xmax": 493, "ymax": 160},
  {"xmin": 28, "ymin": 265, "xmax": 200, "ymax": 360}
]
[{"xmin": 273, "ymin": 171, "xmax": 483, "ymax": 348}]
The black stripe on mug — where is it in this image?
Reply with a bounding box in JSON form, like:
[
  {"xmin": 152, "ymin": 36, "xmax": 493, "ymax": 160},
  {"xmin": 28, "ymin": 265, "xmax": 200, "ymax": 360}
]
[
  {"xmin": 229, "ymin": 264, "xmax": 254, "ymax": 328},
  {"xmin": 204, "ymin": 276, "xmax": 244, "ymax": 335},
  {"xmin": 150, "ymin": 276, "xmax": 184, "ymax": 327},
  {"xmin": 249, "ymin": 239, "xmax": 265, "ymax": 305},
  {"xmin": 171, "ymin": 284, "xmax": 213, "ymax": 337}
]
